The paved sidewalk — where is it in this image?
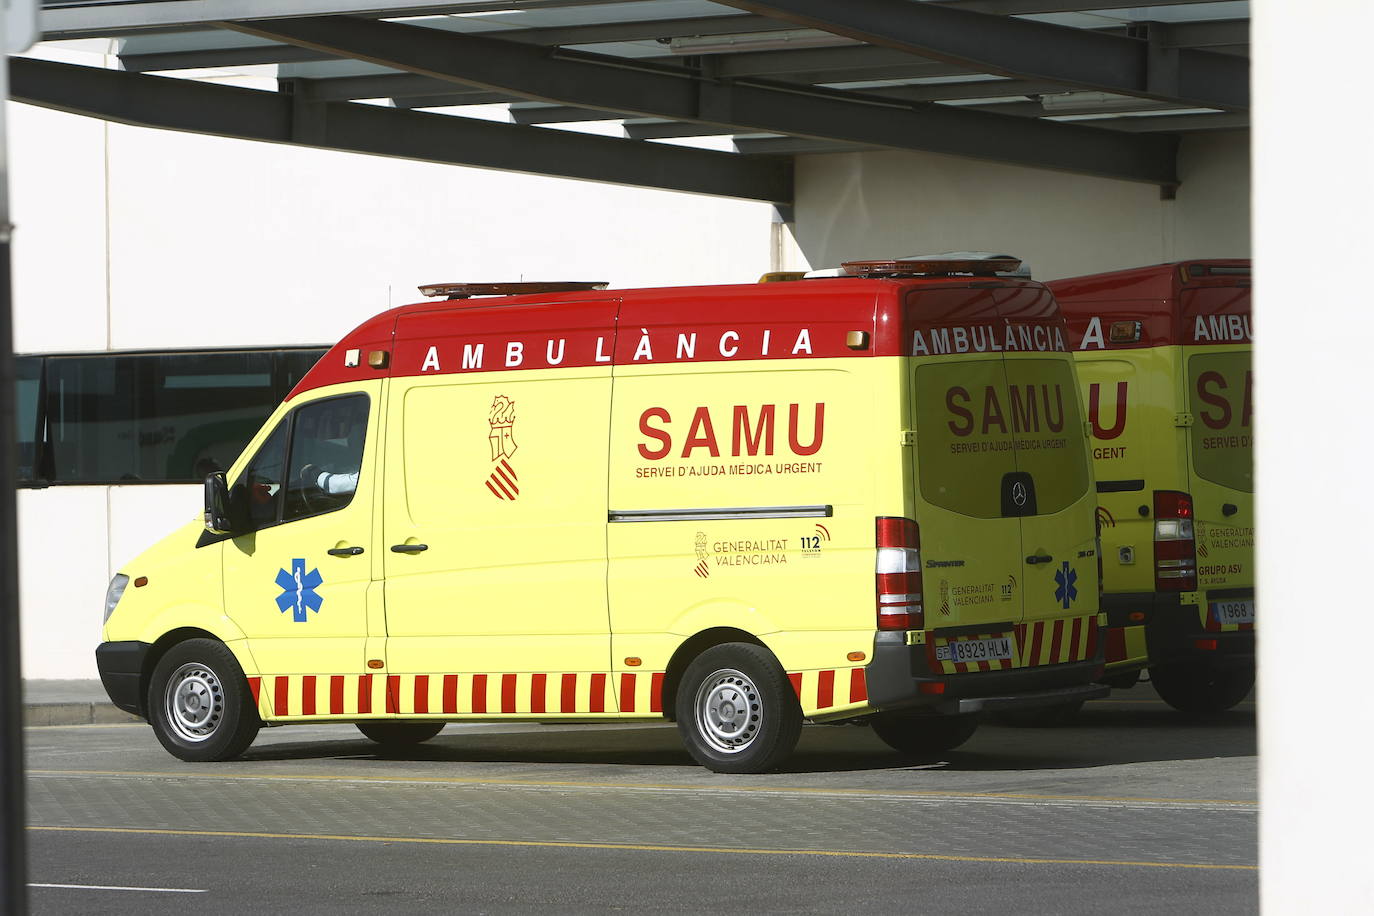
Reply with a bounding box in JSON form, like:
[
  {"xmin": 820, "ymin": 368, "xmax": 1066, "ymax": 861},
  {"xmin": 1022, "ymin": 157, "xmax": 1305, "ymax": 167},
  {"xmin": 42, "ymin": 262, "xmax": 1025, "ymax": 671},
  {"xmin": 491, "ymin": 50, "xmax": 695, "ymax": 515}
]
[{"xmin": 22, "ymin": 679, "xmax": 138, "ymax": 726}]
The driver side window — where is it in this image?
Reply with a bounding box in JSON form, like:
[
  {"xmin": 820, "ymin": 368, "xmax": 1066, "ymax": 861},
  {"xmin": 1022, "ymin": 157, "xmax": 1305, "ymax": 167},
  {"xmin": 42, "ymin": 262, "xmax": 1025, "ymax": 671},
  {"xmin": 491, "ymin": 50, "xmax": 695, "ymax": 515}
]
[
  {"xmin": 241, "ymin": 421, "xmax": 287, "ymax": 529},
  {"xmin": 234, "ymin": 394, "xmax": 370, "ymax": 532},
  {"xmin": 283, "ymin": 395, "xmax": 369, "ymax": 523}
]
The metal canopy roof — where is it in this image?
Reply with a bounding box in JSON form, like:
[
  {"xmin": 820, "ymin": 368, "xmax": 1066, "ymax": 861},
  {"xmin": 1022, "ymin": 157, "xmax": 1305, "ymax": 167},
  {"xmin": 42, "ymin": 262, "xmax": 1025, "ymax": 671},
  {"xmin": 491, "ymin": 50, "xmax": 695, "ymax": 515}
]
[{"xmin": 14, "ymin": 1, "xmax": 1250, "ymax": 204}]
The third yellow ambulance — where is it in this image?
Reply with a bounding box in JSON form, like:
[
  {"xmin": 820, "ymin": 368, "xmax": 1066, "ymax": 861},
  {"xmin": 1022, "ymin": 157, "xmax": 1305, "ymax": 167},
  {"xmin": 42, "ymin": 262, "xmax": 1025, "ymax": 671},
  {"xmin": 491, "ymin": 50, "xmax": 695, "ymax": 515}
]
[
  {"xmin": 97, "ymin": 256, "xmax": 1106, "ymax": 772},
  {"xmin": 1050, "ymin": 260, "xmax": 1253, "ymax": 714}
]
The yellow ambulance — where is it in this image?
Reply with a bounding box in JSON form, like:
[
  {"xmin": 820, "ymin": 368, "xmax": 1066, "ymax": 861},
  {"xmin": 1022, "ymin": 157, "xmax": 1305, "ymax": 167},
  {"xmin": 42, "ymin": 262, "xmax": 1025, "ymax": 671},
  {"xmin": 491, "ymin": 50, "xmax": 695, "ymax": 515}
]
[
  {"xmin": 97, "ymin": 257, "xmax": 1106, "ymax": 773},
  {"xmin": 1049, "ymin": 260, "xmax": 1253, "ymax": 714}
]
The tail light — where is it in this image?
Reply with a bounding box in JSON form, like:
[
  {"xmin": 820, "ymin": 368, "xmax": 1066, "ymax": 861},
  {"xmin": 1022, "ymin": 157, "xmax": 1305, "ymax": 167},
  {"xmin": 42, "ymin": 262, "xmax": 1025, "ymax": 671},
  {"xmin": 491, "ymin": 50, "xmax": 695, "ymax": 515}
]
[
  {"xmin": 876, "ymin": 517, "xmax": 923, "ymax": 630},
  {"xmin": 1153, "ymin": 490, "xmax": 1196, "ymax": 591}
]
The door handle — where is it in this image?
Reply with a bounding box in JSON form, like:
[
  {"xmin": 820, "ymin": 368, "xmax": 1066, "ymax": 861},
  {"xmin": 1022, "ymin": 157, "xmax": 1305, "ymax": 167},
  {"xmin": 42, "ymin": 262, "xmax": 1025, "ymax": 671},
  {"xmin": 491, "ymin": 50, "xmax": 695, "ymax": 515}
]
[
  {"xmin": 390, "ymin": 543, "xmax": 429, "ymax": 553},
  {"xmin": 327, "ymin": 546, "xmax": 364, "ymax": 557},
  {"xmin": 1222, "ymin": 503, "xmax": 1238, "ymax": 517},
  {"xmin": 1025, "ymin": 554, "xmax": 1053, "ymax": 565}
]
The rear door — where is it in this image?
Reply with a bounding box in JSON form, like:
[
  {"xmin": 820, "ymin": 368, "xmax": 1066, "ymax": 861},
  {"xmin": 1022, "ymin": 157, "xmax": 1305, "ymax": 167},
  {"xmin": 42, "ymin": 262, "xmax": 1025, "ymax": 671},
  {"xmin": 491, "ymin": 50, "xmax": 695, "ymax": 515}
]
[
  {"xmin": 1182, "ymin": 285, "xmax": 1254, "ymax": 602},
  {"xmin": 909, "ymin": 288, "xmax": 1024, "ymax": 633},
  {"xmin": 1003, "ymin": 351, "xmax": 1098, "ymax": 626},
  {"xmin": 909, "ymin": 284, "xmax": 1099, "ymax": 673}
]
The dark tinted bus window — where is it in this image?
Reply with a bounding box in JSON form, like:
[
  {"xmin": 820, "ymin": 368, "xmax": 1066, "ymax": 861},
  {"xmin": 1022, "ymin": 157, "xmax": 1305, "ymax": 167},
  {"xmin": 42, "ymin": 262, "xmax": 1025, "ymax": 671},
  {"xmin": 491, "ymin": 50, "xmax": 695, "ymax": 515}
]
[
  {"xmin": 23, "ymin": 348, "xmax": 325, "ymax": 486},
  {"xmin": 15, "ymin": 356, "xmax": 42, "ymax": 482}
]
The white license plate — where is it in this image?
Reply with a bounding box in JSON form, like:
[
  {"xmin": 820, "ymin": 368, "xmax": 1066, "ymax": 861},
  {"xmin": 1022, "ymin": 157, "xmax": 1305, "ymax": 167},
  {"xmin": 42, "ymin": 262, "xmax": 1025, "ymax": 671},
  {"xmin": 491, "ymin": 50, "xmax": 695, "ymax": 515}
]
[
  {"xmin": 936, "ymin": 636, "xmax": 1013, "ymax": 664},
  {"xmin": 1211, "ymin": 599, "xmax": 1255, "ymax": 625}
]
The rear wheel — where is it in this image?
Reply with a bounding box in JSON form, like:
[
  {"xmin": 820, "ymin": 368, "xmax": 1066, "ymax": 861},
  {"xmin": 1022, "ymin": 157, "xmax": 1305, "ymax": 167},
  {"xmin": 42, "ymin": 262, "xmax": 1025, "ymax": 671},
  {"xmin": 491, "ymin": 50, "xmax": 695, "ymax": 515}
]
[
  {"xmin": 870, "ymin": 712, "xmax": 979, "ymax": 757},
  {"xmin": 355, "ymin": 722, "xmax": 445, "ymax": 746},
  {"xmin": 675, "ymin": 643, "xmax": 801, "ymax": 774},
  {"xmin": 1149, "ymin": 662, "xmax": 1254, "ymax": 714},
  {"xmin": 147, "ymin": 638, "xmax": 260, "ymax": 762}
]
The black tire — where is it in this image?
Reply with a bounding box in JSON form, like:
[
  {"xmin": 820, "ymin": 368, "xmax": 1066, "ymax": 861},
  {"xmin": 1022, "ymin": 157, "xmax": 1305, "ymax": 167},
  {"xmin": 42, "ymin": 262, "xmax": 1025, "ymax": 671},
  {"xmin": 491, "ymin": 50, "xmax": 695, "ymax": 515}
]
[
  {"xmin": 870, "ymin": 712, "xmax": 979, "ymax": 757},
  {"xmin": 356, "ymin": 722, "xmax": 445, "ymax": 746},
  {"xmin": 1149, "ymin": 662, "xmax": 1254, "ymax": 715},
  {"xmin": 147, "ymin": 638, "xmax": 260, "ymax": 762},
  {"xmin": 675, "ymin": 643, "xmax": 802, "ymax": 774},
  {"xmin": 991, "ymin": 699, "xmax": 1085, "ymax": 728}
]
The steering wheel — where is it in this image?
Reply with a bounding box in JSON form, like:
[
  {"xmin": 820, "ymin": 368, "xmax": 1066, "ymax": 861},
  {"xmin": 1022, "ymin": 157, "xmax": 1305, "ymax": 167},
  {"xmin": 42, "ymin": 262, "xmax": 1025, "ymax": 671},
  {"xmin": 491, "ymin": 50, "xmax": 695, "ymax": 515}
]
[{"xmin": 296, "ymin": 463, "xmax": 321, "ymax": 512}]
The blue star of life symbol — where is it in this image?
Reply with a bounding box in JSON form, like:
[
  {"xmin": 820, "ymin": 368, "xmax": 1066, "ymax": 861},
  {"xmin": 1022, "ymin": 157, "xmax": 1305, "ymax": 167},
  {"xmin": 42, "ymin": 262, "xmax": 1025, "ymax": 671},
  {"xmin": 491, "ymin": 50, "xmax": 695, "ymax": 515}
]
[
  {"xmin": 1054, "ymin": 561, "xmax": 1079, "ymax": 609},
  {"xmin": 274, "ymin": 559, "xmax": 324, "ymax": 622}
]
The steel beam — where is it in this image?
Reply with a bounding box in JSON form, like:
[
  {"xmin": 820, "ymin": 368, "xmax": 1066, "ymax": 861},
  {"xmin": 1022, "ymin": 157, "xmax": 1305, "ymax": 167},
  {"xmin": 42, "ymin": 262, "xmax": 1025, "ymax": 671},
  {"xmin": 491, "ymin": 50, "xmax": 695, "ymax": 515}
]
[
  {"xmin": 42, "ymin": 1, "xmax": 1233, "ymax": 42},
  {"xmin": 860, "ymin": 79, "xmax": 1064, "ymax": 103},
  {"xmin": 509, "ymin": 104, "xmax": 624, "ymax": 125},
  {"xmin": 710, "ymin": 45, "xmax": 949, "ymax": 79},
  {"xmin": 391, "ymin": 92, "xmax": 515, "ymax": 110},
  {"xmin": 8, "ymin": 57, "xmax": 791, "ymax": 203},
  {"xmin": 225, "ymin": 16, "xmax": 1178, "ymax": 184},
  {"xmin": 122, "ymin": 43, "xmax": 334, "ymax": 72},
  {"xmin": 119, "ymin": 15, "xmax": 786, "ymax": 72},
  {"xmin": 117, "ymin": 14, "xmax": 1246, "ymax": 76},
  {"xmin": 735, "ymin": 136, "xmax": 875, "ymax": 155},
  {"xmin": 938, "ymin": 0, "xmax": 1219, "ymax": 11},
  {"xmin": 280, "ymin": 73, "xmax": 499, "ymax": 102},
  {"xmin": 714, "ymin": 0, "xmax": 1248, "ymax": 110},
  {"xmin": 624, "ymin": 121, "xmax": 733, "ymax": 141},
  {"xmin": 1097, "ymin": 112, "xmax": 1249, "ymax": 133},
  {"xmin": 41, "ymin": 0, "xmax": 645, "ymax": 40}
]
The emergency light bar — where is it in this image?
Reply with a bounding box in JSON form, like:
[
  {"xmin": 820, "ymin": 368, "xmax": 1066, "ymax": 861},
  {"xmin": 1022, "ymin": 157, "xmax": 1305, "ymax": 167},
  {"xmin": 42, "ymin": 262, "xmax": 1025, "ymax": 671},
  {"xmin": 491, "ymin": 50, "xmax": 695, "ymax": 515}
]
[
  {"xmin": 841, "ymin": 255, "xmax": 1023, "ymax": 278},
  {"xmin": 1185, "ymin": 264, "xmax": 1250, "ymax": 279},
  {"xmin": 417, "ymin": 281, "xmax": 609, "ymax": 299}
]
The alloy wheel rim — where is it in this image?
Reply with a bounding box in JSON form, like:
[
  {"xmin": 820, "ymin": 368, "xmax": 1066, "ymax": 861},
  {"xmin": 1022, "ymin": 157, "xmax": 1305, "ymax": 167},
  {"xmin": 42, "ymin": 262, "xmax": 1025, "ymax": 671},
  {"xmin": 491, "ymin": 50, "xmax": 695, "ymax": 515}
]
[
  {"xmin": 694, "ymin": 667, "xmax": 763, "ymax": 754},
  {"xmin": 164, "ymin": 662, "xmax": 225, "ymax": 743}
]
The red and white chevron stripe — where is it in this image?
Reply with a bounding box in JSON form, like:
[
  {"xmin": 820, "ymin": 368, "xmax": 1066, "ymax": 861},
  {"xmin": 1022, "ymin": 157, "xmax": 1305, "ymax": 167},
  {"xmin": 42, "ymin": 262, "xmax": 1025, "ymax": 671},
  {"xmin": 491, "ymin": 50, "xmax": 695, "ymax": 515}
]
[{"xmin": 485, "ymin": 459, "xmax": 519, "ymax": 500}]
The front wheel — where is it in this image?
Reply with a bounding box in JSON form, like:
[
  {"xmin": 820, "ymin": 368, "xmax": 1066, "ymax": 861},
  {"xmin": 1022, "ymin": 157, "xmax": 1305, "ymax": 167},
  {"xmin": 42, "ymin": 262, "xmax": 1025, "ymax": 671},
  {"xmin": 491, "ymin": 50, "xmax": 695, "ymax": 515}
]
[
  {"xmin": 147, "ymin": 638, "xmax": 260, "ymax": 762},
  {"xmin": 1149, "ymin": 662, "xmax": 1254, "ymax": 715},
  {"xmin": 870, "ymin": 712, "xmax": 979, "ymax": 757},
  {"xmin": 675, "ymin": 643, "xmax": 802, "ymax": 774},
  {"xmin": 356, "ymin": 722, "xmax": 445, "ymax": 746}
]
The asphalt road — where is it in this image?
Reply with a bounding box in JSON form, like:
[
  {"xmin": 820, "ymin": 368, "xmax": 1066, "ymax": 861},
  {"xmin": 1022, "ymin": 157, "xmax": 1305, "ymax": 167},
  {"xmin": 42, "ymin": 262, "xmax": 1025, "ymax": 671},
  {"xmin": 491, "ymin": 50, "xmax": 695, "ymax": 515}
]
[{"xmin": 22, "ymin": 686, "xmax": 1256, "ymax": 915}]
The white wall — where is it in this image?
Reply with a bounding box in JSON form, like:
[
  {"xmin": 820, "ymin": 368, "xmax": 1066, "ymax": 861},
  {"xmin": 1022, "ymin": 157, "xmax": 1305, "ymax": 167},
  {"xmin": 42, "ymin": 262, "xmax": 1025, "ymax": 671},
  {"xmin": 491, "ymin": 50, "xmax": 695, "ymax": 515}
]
[
  {"xmin": 11, "ymin": 107, "xmax": 778, "ymax": 355},
  {"xmin": 1256, "ymin": 0, "xmax": 1373, "ymax": 909},
  {"xmin": 791, "ymin": 130, "xmax": 1249, "ymax": 281},
  {"xmin": 17, "ymin": 486, "xmax": 201, "ymax": 680},
  {"xmin": 16, "ymin": 488, "xmax": 109, "ymax": 680}
]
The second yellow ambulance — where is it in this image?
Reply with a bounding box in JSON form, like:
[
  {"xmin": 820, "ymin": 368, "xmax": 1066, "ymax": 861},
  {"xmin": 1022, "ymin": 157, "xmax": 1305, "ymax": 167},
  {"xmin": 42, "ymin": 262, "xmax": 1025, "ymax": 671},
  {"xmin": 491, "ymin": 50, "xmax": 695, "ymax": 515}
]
[
  {"xmin": 1050, "ymin": 260, "xmax": 1253, "ymax": 714},
  {"xmin": 97, "ymin": 257, "xmax": 1106, "ymax": 772}
]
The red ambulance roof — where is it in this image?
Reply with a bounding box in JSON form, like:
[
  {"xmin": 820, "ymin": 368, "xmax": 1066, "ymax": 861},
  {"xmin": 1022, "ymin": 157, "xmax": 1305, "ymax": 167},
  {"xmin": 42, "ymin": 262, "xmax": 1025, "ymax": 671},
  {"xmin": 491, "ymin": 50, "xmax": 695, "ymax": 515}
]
[
  {"xmin": 287, "ymin": 276, "xmax": 1067, "ymax": 400},
  {"xmin": 1048, "ymin": 260, "xmax": 1251, "ymax": 351}
]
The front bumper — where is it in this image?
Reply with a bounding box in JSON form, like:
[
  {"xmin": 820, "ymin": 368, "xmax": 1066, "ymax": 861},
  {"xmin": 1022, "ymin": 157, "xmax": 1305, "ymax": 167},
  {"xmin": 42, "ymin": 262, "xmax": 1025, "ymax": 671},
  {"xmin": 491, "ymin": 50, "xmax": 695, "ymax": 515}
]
[
  {"xmin": 95, "ymin": 641, "xmax": 151, "ymax": 717},
  {"xmin": 865, "ymin": 630, "xmax": 1106, "ymax": 716}
]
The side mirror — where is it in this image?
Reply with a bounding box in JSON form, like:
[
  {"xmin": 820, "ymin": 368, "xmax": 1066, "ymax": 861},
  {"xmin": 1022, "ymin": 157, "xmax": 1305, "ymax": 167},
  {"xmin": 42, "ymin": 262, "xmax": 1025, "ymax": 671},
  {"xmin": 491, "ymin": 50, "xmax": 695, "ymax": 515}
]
[{"xmin": 203, "ymin": 472, "xmax": 237, "ymax": 535}]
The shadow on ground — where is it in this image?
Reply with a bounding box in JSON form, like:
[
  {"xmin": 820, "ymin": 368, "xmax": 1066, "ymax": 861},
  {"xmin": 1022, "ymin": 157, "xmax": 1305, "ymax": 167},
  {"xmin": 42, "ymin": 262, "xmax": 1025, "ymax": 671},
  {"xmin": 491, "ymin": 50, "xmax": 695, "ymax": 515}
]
[{"xmin": 232, "ymin": 699, "xmax": 1255, "ymax": 776}]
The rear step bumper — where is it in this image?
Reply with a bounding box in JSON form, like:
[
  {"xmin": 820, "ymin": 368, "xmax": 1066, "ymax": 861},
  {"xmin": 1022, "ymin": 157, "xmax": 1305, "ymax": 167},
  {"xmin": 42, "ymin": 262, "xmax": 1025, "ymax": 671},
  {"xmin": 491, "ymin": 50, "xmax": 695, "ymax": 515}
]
[
  {"xmin": 931, "ymin": 682, "xmax": 1109, "ymax": 716},
  {"xmin": 865, "ymin": 633, "xmax": 1105, "ymax": 716}
]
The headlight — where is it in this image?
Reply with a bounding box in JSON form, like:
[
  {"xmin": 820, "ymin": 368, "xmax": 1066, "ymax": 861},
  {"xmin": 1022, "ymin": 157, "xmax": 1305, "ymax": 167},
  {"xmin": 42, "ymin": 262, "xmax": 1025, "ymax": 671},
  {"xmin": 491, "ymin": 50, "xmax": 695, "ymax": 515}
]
[{"xmin": 104, "ymin": 574, "xmax": 129, "ymax": 624}]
